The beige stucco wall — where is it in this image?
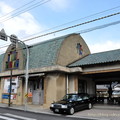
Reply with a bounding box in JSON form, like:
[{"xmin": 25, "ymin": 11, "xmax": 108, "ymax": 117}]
[
  {"xmin": 68, "ymin": 75, "xmax": 78, "ymax": 93},
  {"xmin": 43, "ymin": 73, "xmax": 66, "ymax": 108},
  {"xmin": 82, "ymin": 64, "xmax": 120, "ymax": 74},
  {"xmin": 56, "ymin": 34, "xmax": 90, "ymax": 66},
  {"xmin": 16, "ymin": 77, "xmax": 23, "ymax": 105}
]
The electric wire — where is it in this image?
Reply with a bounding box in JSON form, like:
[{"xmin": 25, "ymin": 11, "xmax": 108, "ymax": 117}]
[
  {"xmin": 23, "ymin": 11, "xmax": 120, "ymax": 42},
  {"xmin": 1, "ymin": 18, "xmax": 120, "ymax": 54},
  {"xmin": 1, "ymin": 18, "xmax": 120, "ymax": 56},
  {"xmin": 0, "ymin": 1, "xmax": 119, "ymax": 38},
  {"xmin": 78, "ymin": 20, "xmax": 120, "ymax": 34},
  {"xmin": 0, "ymin": 0, "xmax": 51, "ymax": 23},
  {"xmin": 0, "ymin": 0, "xmax": 37, "ymax": 19},
  {"xmin": 21, "ymin": 5, "xmax": 120, "ymax": 39},
  {"xmin": 0, "ymin": 11, "xmax": 120, "ymax": 50},
  {"xmin": 0, "ymin": 1, "xmax": 119, "ymax": 26}
]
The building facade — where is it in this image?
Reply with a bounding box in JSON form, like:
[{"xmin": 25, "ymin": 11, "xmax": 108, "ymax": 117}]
[{"xmin": 0, "ymin": 33, "xmax": 120, "ymax": 108}]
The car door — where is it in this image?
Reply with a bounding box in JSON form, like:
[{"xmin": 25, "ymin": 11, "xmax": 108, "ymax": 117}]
[
  {"xmin": 75, "ymin": 96, "xmax": 85, "ymax": 111},
  {"xmin": 82, "ymin": 95, "xmax": 89, "ymax": 108}
]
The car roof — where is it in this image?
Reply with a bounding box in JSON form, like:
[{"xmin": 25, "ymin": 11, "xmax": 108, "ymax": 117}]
[{"xmin": 67, "ymin": 93, "xmax": 89, "ymax": 95}]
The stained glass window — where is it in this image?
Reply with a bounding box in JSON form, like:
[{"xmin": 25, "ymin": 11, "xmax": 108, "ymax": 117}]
[{"xmin": 6, "ymin": 51, "xmax": 19, "ymax": 69}]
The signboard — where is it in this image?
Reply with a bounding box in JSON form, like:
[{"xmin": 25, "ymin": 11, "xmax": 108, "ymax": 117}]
[
  {"xmin": 2, "ymin": 77, "xmax": 18, "ymax": 99},
  {"xmin": 3, "ymin": 77, "xmax": 18, "ymax": 93},
  {"xmin": 2, "ymin": 94, "xmax": 16, "ymax": 99}
]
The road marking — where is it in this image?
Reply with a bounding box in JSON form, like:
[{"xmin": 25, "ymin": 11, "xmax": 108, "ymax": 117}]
[
  {"xmin": 3, "ymin": 113, "xmax": 37, "ymax": 120},
  {"xmin": 0, "ymin": 115, "xmax": 17, "ymax": 120}
]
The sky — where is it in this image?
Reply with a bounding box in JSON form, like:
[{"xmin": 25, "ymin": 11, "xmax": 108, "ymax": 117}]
[{"xmin": 0, "ymin": 0, "xmax": 120, "ymax": 54}]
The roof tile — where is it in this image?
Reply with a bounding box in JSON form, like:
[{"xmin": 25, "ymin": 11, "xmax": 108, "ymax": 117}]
[{"xmin": 69, "ymin": 49, "xmax": 120, "ymax": 67}]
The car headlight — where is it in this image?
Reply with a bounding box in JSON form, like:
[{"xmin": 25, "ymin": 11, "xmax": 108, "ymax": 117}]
[
  {"xmin": 50, "ymin": 104, "xmax": 54, "ymax": 107},
  {"xmin": 61, "ymin": 105, "xmax": 67, "ymax": 108}
]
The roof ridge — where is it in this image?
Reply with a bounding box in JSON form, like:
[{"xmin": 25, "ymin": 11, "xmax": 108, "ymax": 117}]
[{"xmin": 29, "ymin": 33, "xmax": 79, "ymax": 47}]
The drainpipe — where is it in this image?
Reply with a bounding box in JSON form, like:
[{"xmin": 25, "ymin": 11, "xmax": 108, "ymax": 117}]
[{"xmin": 66, "ymin": 75, "xmax": 69, "ymax": 94}]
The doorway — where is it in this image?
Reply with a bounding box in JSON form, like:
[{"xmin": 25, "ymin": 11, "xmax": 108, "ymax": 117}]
[
  {"xmin": 28, "ymin": 77, "xmax": 44, "ymax": 105},
  {"xmin": 78, "ymin": 80, "xmax": 87, "ymax": 93}
]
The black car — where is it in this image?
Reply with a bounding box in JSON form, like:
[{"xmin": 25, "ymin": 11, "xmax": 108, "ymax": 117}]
[{"xmin": 50, "ymin": 93, "xmax": 93, "ymax": 115}]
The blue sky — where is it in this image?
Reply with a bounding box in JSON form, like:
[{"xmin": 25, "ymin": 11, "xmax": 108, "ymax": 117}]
[{"xmin": 0, "ymin": 0, "xmax": 120, "ymax": 54}]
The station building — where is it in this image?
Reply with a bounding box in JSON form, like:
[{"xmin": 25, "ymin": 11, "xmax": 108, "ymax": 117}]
[{"xmin": 0, "ymin": 33, "xmax": 120, "ymax": 108}]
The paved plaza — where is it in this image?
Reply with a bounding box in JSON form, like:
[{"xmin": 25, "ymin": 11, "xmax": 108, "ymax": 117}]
[{"xmin": 72, "ymin": 104, "xmax": 120, "ymax": 120}]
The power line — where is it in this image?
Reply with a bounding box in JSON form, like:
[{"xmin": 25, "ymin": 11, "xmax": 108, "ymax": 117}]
[
  {"xmin": 0, "ymin": 1, "xmax": 119, "ymax": 39},
  {"xmin": 0, "ymin": 1, "xmax": 119, "ymax": 27},
  {"xmin": 78, "ymin": 20, "xmax": 120, "ymax": 34},
  {"xmin": 0, "ymin": 0, "xmax": 37, "ymax": 20},
  {"xmin": 0, "ymin": 0, "xmax": 51, "ymax": 23},
  {"xmin": 23, "ymin": 11, "xmax": 120, "ymax": 42},
  {"xmin": 22, "ymin": 5, "xmax": 120, "ymax": 39},
  {"xmin": 0, "ymin": 19, "xmax": 120, "ymax": 54},
  {"xmin": 0, "ymin": 11, "xmax": 120, "ymax": 47},
  {"xmin": 0, "ymin": 12, "xmax": 120, "ymax": 52}
]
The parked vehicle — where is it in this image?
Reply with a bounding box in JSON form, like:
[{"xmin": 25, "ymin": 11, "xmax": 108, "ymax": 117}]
[
  {"xmin": 111, "ymin": 90, "xmax": 120, "ymax": 104},
  {"xmin": 50, "ymin": 93, "xmax": 93, "ymax": 115}
]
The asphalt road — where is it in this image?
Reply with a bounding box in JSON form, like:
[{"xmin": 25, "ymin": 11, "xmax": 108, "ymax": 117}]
[{"xmin": 0, "ymin": 107, "xmax": 96, "ymax": 120}]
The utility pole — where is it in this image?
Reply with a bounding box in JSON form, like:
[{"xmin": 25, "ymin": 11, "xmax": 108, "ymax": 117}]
[{"xmin": 8, "ymin": 69, "xmax": 12, "ymax": 107}]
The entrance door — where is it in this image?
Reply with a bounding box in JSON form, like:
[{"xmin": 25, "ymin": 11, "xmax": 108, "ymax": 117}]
[
  {"xmin": 32, "ymin": 78, "xmax": 44, "ymax": 105},
  {"xmin": 32, "ymin": 90, "xmax": 40, "ymax": 104}
]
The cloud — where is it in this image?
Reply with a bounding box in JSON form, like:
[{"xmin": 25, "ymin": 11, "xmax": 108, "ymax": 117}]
[
  {"xmin": 0, "ymin": 2, "xmax": 14, "ymax": 15},
  {"xmin": 89, "ymin": 40, "xmax": 120, "ymax": 53},
  {"xmin": 0, "ymin": 2, "xmax": 43, "ymax": 38},
  {"xmin": 47, "ymin": 0, "xmax": 70, "ymax": 11}
]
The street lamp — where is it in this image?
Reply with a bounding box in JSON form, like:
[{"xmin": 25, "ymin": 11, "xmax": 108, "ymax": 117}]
[{"xmin": 0, "ymin": 29, "xmax": 29, "ymax": 111}]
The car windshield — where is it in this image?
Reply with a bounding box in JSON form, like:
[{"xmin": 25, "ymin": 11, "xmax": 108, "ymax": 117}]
[{"xmin": 62, "ymin": 94, "xmax": 78, "ymax": 101}]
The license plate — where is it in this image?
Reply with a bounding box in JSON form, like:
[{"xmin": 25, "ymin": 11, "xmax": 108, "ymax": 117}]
[{"xmin": 55, "ymin": 109, "xmax": 59, "ymax": 112}]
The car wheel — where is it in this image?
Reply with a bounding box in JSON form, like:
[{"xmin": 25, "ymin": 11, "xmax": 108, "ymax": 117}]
[
  {"xmin": 88, "ymin": 103, "xmax": 92, "ymax": 109},
  {"xmin": 53, "ymin": 110, "xmax": 57, "ymax": 114},
  {"xmin": 69, "ymin": 107, "xmax": 75, "ymax": 115}
]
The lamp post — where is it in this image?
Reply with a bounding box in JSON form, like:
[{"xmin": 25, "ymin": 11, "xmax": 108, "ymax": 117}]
[{"xmin": 0, "ymin": 29, "xmax": 29, "ymax": 111}]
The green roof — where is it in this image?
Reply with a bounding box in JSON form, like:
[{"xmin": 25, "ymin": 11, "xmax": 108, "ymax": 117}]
[
  {"xmin": 0, "ymin": 54, "xmax": 4, "ymax": 72},
  {"xmin": 69, "ymin": 49, "xmax": 120, "ymax": 67},
  {"xmin": 29, "ymin": 34, "xmax": 69, "ymax": 69},
  {"xmin": 0, "ymin": 33, "xmax": 77, "ymax": 72},
  {"xmin": 0, "ymin": 34, "xmax": 70, "ymax": 72}
]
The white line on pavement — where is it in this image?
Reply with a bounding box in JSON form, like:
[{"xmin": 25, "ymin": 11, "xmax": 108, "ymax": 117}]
[
  {"xmin": 3, "ymin": 113, "xmax": 37, "ymax": 120},
  {"xmin": 0, "ymin": 115, "xmax": 18, "ymax": 120}
]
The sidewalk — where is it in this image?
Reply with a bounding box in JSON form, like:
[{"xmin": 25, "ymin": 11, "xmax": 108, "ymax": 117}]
[{"xmin": 0, "ymin": 103, "xmax": 51, "ymax": 114}]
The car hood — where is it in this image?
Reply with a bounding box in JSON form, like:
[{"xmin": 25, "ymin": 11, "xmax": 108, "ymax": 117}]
[{"xmin": 54, "ymin": 100, "xmax": 69, "ymax": 105}]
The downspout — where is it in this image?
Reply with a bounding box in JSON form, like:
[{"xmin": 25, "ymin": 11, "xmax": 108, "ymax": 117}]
[{"xmin": 66, "ymin": 74, "xmax": 69, "ymax": 94}]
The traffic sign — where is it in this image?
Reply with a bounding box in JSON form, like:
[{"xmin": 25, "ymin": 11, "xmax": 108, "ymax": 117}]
[{"xmin": 0, "ymin": 29, "xmax": 7, "ymax": 41}]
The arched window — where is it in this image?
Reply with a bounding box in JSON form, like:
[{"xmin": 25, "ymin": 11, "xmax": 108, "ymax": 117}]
[{"xmin": 6, "ymin": 50, "xmax": 19, "ymax": 69}]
